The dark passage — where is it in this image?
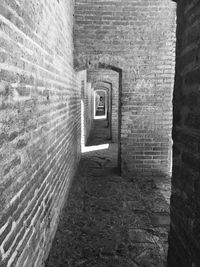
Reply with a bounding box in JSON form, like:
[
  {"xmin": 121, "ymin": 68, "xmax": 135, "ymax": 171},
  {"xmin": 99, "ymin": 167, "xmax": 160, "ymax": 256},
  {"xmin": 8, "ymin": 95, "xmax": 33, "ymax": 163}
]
[
  {"xmin": 96, "ymin": 107, "xmax": 105, "ymax": 117},
  {"xmin": 45, "ymin": 120, "xmax": 170, "ymax": 267}
]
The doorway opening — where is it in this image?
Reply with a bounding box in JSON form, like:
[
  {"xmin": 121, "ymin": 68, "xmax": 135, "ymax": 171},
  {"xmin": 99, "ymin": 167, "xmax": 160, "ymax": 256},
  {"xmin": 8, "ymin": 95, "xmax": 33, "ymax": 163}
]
[
  {"xmin": 94, "ymin": 89, "xmax": 107, "ymax": 120},
  {"xmin": 77, "ymin": 64, "xmax": 122, "ymax": 173}
]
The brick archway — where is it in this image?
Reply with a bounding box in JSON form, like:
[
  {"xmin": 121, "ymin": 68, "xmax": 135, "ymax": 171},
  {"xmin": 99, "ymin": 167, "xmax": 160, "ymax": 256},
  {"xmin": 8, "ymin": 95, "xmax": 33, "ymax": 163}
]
[{"xmin": 76, "ymin": 65, "xmax": 122, "ymax": 173}]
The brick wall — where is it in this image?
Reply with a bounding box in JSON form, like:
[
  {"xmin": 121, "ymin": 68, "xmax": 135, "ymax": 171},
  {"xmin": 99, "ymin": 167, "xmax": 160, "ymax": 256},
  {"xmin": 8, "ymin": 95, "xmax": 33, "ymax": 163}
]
[
  {"xmin": 168, "ymin": 1, "xmax": 200, "ymax": 266},
  {"xmin": 88, "ymin": 69, "xmax": 119, "ymax": 142},
  {"xmin": 77, "ymin": 70, "xmax": 94, "ymax": 149},
  {"xmin": 0, "ymin": 1, "xmax": 81, "ymax": 266},
  {"xmin": 74, "ymin": 0, "xmax": 176, "ymax": 177},
  {"xmin": 86, "ymin": 82, "xmax": 93, "ymax": 141}
]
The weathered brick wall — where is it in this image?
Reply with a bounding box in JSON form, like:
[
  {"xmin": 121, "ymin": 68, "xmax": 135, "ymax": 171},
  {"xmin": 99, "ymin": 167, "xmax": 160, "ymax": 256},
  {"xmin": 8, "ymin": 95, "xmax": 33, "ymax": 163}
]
[
  {"xmin": 77, "ymin": 70, "xmax": 93, "ymax": 148},
  {"xmin": 74, "ymin": 0, "xmax": 176, "ymax": 177},
  {"xmin": 88, "ymin": 69, "xmax": 119, "ymax": 142},
  {"xmin": 0, "ymin": 1, "xmax": 81, "ymax": 266},
  {"xmin": 86, "ymin": 82, "xmax": 93, "ymax": 141},
  {"xmin": 168, "ymin": 1, "xmax": 200, "ymax": 266}
]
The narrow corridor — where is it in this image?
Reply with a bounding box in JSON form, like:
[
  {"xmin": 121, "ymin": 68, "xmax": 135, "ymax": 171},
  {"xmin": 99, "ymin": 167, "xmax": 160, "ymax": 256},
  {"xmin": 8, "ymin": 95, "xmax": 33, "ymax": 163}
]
[
  {"xmin": 45, "ymin": 120, "xmax": 170, "ymax": 267},
  {"xmin": 1, "ymin": 1, "xmax": 200, "ymax": 265}
]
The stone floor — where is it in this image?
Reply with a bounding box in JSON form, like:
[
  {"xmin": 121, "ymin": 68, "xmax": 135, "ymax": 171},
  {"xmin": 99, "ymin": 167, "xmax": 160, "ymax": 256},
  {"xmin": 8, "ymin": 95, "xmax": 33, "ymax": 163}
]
[{"xmin": 45, "ymin": 120, "xmax": 170, "ymax": 267}]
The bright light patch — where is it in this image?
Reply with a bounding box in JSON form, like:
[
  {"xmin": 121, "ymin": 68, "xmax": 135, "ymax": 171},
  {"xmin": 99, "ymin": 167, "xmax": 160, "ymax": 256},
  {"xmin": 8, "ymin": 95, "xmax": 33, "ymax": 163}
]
[
  {"xmin": 94, "ymin": 115, "xmax": 107, "ymax": 120},
  {"xmin": 82, "ymin": 144, "xmax": 109, "ymax": 153}
]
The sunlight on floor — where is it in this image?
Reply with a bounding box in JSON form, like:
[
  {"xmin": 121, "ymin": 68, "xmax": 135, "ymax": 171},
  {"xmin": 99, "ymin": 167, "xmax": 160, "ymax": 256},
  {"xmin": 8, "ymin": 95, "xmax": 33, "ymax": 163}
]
[
  {"xmin": 82, "ymin": 144, "xmax": 110, "ymax": 153},
  {"xmin": 94, "ymin": 115, "xmax": 107, "ymax": 120}
]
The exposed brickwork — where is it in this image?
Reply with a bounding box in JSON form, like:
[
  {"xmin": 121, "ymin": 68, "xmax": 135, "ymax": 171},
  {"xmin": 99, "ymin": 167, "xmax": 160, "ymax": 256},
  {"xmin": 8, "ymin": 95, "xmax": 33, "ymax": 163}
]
[
  {"xmin": 88, "ymin": 69, "xmax": 119, "ymax": 142},
  {"xmin": 168, "ymin": 1, "xmax": 200, "ymax": 266},
  {"xmin": 77, "ymin": 70, "xmax": 94, "ymax": 148},
  {"xmin": 0, "ymin": 1, "xmax": 82, "ymax": 266},
  {"xmin": 86, "ymin": 82, "xmax": 93, "ymax": 141},
  {"xmin": 74, "ymin": 0, "xmax": 176, "ymax": 177}
]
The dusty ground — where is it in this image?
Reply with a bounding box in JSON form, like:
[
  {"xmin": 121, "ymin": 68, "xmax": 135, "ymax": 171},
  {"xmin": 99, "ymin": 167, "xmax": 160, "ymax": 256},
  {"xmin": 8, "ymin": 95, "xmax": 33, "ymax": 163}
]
[{"xmin": 45, "ymin": 120, "xmax": 170, "ymax": 267}]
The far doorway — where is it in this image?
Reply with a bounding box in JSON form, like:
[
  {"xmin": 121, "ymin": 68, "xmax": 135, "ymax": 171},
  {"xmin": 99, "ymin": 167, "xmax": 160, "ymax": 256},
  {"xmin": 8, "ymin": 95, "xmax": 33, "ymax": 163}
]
[{"xmin": 94, "ymin": 90, "xmax": 107, "ymax": 119}]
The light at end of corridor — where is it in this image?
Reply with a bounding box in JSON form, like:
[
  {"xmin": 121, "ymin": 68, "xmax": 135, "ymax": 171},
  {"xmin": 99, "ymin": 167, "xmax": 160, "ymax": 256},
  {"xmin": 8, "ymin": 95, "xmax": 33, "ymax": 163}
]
[{"xmin": 82, "ymin": 144, "xmax": 109, "ymax": 153}]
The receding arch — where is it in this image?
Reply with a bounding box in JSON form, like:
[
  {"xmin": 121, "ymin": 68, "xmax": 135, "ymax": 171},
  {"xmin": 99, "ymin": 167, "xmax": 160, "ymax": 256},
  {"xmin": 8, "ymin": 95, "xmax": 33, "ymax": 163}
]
[
  {"xmin": 74, "ymin": 55, "xmax": 124, "ymax": 73},
  {"xmin": 75, "ymin": 64, "xmax": 122, "ymax": 173},
  {"xmin": 94, "ymin": 89, "xmax": 108, "ymax": 119},
  {"xmin": 93, "ymin": 82, "xmax": 112, "ymax": 140}
]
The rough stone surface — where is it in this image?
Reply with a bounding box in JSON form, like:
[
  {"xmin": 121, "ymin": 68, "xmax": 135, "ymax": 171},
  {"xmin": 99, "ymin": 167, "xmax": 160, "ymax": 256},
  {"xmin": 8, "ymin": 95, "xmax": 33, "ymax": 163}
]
[
  {"xmin": 168, "ymin": 1, "xmax": 200, "ymax": 266},
  {"xmin": 45, "ymin": 120, "xmax": 170, "ymax": 267}
]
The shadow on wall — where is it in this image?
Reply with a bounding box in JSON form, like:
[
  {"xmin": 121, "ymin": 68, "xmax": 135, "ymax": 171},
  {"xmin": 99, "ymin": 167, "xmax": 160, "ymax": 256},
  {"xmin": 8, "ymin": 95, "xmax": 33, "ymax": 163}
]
[{"xmin": 122, "ymin": 125, "xmax": 172, "ymax": 179}]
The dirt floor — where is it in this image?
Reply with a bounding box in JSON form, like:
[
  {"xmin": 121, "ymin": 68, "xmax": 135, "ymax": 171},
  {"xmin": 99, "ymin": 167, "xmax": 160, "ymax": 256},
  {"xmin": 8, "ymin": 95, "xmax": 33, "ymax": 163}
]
[{"xmin": 45, "ymin": 120, "xmax": 170, "ymax": 267}]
